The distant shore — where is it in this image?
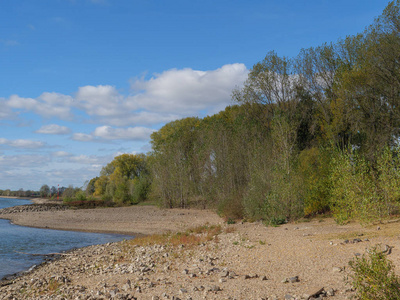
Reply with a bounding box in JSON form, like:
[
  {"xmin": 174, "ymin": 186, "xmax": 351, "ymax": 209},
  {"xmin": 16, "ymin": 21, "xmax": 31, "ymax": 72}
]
[{"xmin": 0, "ymin": 201, "xmax": 223, "ymax": 236}]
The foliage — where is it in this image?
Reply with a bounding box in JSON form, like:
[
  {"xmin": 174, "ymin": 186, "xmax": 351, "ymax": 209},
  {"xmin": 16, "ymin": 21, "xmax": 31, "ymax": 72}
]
[
  {"xmin": 298, "ymin": 147, "xmax": 331, "ymax": 216},
  {"xmin": 348, "ymin": 246, "xmax": 400, "ymax": 300},
  {"xmin": 39, "ymin": 184, "xmax": 50, "ymax": 198},
  {"xmin": 89, "ymin": 154, "xmax": 150, "ymax": 205},
  {"xmin": 48, "ymin": 1, "xmax": 400, "ymax": 225},
  {"xmin": 329, "ymin": 146, "xmax": 400, "ymax": 224}
]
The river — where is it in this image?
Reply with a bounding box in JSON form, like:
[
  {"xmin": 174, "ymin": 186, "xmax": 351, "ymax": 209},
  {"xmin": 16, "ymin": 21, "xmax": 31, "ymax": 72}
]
[{"xmin": 0, "ymin": 198, "xmax": 131, "ymax": 280}]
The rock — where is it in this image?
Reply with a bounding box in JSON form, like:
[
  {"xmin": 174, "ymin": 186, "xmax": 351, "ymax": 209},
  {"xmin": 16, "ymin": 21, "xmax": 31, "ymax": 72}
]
[
  {"xmin": 307, "ymin": 287, "xmax": 325, "ymax": 298},
  {"xmin": 326, "ymin": 288, "xmax": 335, "ymax": 296},
  {"xmin": 220, "ymin": 271, "xmax": 229, "ymax": 277},
  {"xmin": 288, "ymin": 276, "xmax": 299, "ymax": 283},
  {"xmin": 332, "ymin": 267, "xmax": 342, "ymax": 273},
  {"xmin": 208, "ymin": 285, "xmax": 221, "ymax": 292}
]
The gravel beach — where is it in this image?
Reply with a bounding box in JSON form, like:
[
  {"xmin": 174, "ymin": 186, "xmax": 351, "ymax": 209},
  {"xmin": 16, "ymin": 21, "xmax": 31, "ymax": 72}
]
[{"xmin": 1, "ymin": 202, "xmax": 400, "ymax": 299}]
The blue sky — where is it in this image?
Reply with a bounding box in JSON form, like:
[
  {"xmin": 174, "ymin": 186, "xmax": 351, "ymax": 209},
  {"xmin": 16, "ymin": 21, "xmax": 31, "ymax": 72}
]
[{"xmin": 0, "ymin": 0, "xmax": 390, "ymax": 191}]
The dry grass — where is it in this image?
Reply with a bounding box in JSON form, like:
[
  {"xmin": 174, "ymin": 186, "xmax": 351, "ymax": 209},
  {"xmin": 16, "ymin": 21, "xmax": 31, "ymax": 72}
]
[
  {"xmin": 127, "ymin": 224, "xmax": 223, "ymax": 248},
  {"xmin": 224, "ymin": 225, "xmax": 237, "ymax": 234}
]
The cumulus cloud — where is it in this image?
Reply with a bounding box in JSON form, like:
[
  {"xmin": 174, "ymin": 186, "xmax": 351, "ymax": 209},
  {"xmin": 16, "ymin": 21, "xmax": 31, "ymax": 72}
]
[
  {"xmin": 130, "ymin": 64, "xmax": 248, "ymax": 114},
  {"xmin": 36, "ymin": 124, "xmax": 71, "ymax": 135},
  {"xmin": 6, "ymin": 92, "xmax": 74, "ymax": 119},
  {"xmin": 72, "ymin": 126, "xmax": 155, "ymax": 142},
  {"xmin": 3, "ymin": 63, "xmax": 248, "ymax": 128},
  {"xmin": 72, "ymin": 133, "xmax": 94, "ymax": 142},
  {"xmin": 76, "ymin": 85, "xmax": 124, "ymax": 117},
  {"xmin": 93, "ymin": 126, "xmax": 155, "ymax": 140},
  {"xmin": 0, "ymin": 138, "xmax": 45, "ymax": 149}
]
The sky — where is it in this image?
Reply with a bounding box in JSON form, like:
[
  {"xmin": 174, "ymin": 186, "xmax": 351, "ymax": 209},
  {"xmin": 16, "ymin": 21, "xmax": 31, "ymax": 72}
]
[{"xmin": 0, "ymin": 0, "xmax": 391, "ymax": 191}]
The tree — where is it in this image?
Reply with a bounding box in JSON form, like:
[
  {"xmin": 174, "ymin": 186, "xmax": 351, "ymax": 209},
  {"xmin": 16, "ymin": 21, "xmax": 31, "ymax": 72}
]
[
  {"xmin": 93, "ymin": 154, "xmax": 150, "ymax": 204},
  {"xmin": 50, "ymin": 186, "xmax": 58, "ymax": 196},
  {"xmin": 85, "ymin": 177, "xmax": 98, "ymax": 195},
  {"xmin": 39, "ymin": 184, "xmax": 50, "ymax": 198}
]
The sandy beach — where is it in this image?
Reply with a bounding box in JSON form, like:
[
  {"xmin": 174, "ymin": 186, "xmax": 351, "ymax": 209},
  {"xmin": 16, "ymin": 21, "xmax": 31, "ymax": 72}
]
[{"xmin": 1, "ymin": 202, "xmax": 400, "ymax": 299}]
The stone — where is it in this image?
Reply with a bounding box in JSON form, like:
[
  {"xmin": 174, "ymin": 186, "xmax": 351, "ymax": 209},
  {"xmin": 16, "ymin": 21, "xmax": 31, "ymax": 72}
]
[
  {"xmin": 220, "ymin": 271, "xmax": 229, "ymax": 277},
  {"xmin": 326, "ymin": 288, "xmax": 335, "ymax": 296},
  {"xmin": 332, "ymin": 267, "xmax": 342, "ymax": 273},
  {"xmin": 208, "ymin": 285, "xmax": 221, "ymax": 292}
]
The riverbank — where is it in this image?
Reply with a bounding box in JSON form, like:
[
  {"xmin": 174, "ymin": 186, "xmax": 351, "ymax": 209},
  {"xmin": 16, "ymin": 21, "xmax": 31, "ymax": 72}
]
[
  {"xmin": 0, "ymin": 204, "xmax": 223, "ymax": 236},
  {"xmin": 1, "ymin": 203, "xmax": 400, "ymax": 299}
]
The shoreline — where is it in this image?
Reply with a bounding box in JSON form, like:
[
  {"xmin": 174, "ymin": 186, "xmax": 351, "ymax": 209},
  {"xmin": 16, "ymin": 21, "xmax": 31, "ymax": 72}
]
[
  {"xmin": 0, "ymin": 203, "xmax": 223, "ymax": 236},
  {"xmin": 1, "ymin": 203, "xmax": 400, "ymax": 298}
]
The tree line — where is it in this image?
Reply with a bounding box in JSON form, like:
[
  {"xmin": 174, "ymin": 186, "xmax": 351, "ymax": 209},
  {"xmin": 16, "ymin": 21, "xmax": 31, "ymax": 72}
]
[{"xmin": 18, "ymin": 1, "xmax": 400, "ymax": 224}]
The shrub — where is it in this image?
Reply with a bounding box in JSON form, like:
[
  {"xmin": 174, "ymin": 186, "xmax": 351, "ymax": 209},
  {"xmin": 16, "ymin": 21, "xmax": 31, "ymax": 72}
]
[
  {"xmin": 348, "ymin": 246, "xmax": 400, "ymax": 300},
  {"xmin": 75, "ymin": 191, "xmax": 87, "ymax": 202},
  {"xmin": 217, "ymin": 195, "xmax": 244, "ymax": 220}
]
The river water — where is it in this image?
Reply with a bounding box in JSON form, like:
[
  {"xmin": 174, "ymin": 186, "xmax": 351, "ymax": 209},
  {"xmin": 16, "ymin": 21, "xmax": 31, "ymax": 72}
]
[{"xmin": 0, "ymin": 198, "xmax": 131, "ymax": 280}]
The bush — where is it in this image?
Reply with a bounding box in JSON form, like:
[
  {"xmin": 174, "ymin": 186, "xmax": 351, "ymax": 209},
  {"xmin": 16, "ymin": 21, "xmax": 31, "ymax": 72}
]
[
  {"xmin": 217, "ymin": 195, "xmax": 244, "ymax": 220},
  {"xmin": 62, "ymin": 197, "xmax": 73, "ymax": 205},
  {"xmin": 75, "ymin": 191, "xmax": 87, "ymax": 202},
  {"xmin": 348, "ymin": 246, "xmax": 400, "ymax": 300},
  {"xmin": 329, "ymin": 146, "xmax": 400, "ymax": 224}
]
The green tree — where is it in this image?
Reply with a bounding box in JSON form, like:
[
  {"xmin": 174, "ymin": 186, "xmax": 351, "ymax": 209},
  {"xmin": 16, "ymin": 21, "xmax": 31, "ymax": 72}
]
[{"xmin": 39, "ymin": 184, "xmax": 50, "ymax": 198}]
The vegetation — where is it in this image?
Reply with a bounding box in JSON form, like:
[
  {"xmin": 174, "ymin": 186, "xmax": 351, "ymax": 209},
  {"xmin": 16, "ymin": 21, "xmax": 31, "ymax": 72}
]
[
  {"xmin": 3, "ymin": 2, "xmax": 400, "ymax": 224},
  {"xmin": 127, "ymin": 224, "xmax": 223, "ymax": 248},
  {"xmin": 348, "ymin": 246, "xmax": 400, "ymax": 300}
]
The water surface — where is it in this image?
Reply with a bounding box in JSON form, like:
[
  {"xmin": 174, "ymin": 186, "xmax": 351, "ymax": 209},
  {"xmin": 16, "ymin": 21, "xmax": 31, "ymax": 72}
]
[{"xmin": 0, "ymin": 198, "xmax": 131, "ymax": 279}]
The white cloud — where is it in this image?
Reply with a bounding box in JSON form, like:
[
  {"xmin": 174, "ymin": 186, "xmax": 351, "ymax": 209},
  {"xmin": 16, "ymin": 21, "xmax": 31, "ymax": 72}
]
[
  {"xmin": 68, "ymin": 154, "xmax": 105, "ymax": 164},
  {"xmin": 36, "ymin": 124, "xmax": 71, "ymax": 135},
  {"xmin": 0, "ymin": 154, "xmax": 49, "ymax": 168},
  {"xmin": 0, "ymin": 138, "xmax": 45, "ymax": 149},
  {"xmin": 6, "ymin": 93, "xmax": 73, "ymax": 119},
  {"xmin": 72, "ymin": 133, "xmax": 94, "ymax": 142},
  {"xmin": 76, "ymin": 85, "xmax": 123, "ymax": 117},
  {"xmin": 71, "ymin": 63, "xmax": 248, "ymax": 126},
  {"xmin": 93, "ymin": 126, "xmax": 156, "ymax": 140},
  {"xmin": 52, "ymin": 151, "xmax": 72, "ymax": 157},
  {"xmin": 3, "ymin": 64, "xmax": 248, "ymax": 127},
  {"xmin": 72, "ymin": 126, "xmax": 155, "ymax": 142},
  {"xmin": 129, "ymin": 63, "xmax": 249, "ymax": 115}
]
